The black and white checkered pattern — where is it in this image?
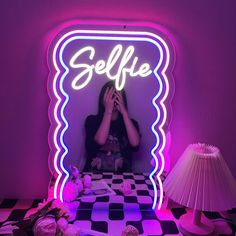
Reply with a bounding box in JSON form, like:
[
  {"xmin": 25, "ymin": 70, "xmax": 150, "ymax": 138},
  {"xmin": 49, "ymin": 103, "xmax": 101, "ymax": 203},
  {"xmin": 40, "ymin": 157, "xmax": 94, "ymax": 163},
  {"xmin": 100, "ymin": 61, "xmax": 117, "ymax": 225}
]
[
  {"xmin": 0, "ymin": 173, "xmax": 235, "ymax": 235},
  {"xmin": 79, "ymin": 172, "xmax": 155, "ymax": 211}
]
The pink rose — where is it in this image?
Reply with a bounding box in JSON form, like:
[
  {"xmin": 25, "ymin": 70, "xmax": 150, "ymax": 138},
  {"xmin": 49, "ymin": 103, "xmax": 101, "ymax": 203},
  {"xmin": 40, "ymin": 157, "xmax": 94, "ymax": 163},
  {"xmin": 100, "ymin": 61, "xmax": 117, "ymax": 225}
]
[
  {"xmin": 33, "ymin": 216, "xmax": 57, "ymax": 236},
  {"xmin": 120, "ymin": 181, "xmax": 132, "ymax": 195},
  {"xmin": 63, "ymin": 181, "xmax": 79, "ymax": 202}
]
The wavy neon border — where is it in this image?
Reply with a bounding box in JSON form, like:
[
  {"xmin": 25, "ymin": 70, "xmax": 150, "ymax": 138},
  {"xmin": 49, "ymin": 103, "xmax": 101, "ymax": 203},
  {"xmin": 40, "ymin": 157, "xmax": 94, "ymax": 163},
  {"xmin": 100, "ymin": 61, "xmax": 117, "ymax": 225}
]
[{"xmin": 48, "ymin": 28, "xmax": 173, "ymax": 210}]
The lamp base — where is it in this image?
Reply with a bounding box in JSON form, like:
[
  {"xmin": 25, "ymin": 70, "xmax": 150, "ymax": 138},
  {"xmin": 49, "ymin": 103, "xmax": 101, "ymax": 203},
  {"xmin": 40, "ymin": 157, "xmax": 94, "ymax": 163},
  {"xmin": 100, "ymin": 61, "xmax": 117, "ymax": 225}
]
[{"xmin": 179, "ymin": 212, "xmax": 215, "ymax": 236}]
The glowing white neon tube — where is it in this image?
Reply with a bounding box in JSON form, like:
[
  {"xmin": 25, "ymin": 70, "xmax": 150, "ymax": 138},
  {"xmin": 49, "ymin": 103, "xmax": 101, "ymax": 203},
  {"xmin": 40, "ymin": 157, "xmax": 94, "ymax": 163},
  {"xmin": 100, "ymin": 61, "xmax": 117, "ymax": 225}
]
[
  {"xmin": 50, "ymin": 29, "xmax": 171, "ymax": 209},
  {"xmin": 70, "ymin": 46, "xmax": 95, "ymax": 90},
  {"xmin": 70, "ymin": 44, "xmax": 152, "ymax": 91}
]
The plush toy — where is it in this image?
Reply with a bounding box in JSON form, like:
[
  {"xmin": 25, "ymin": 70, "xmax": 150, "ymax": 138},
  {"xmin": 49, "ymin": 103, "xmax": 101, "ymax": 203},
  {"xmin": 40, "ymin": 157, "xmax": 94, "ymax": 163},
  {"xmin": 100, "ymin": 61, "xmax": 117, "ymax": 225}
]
[{"xmin": 83, "ymin": 175, "xmax": 92, "ymax": 189}]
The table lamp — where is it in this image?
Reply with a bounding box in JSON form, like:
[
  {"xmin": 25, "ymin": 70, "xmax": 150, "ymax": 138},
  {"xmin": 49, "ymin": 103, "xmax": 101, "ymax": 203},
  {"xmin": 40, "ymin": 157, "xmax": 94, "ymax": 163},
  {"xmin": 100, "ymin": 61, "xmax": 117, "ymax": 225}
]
[{"xmin": 163, "ymin": 143, "xmax": 236, "ymax": 236}]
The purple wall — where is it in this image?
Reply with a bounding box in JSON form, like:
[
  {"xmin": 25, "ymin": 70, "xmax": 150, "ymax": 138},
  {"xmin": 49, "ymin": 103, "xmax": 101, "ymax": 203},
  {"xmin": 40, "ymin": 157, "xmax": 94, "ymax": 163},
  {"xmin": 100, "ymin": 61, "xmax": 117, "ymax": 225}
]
[{"xmin": 0, "ymin": 0, "xmax": 236, "ymax": 199}]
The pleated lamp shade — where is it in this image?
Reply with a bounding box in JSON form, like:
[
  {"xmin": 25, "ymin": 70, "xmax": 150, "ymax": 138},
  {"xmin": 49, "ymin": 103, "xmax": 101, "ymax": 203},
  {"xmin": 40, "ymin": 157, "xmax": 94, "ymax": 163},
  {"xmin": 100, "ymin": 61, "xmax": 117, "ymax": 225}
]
[{"xmin": 164, "ymin": 143, "xmax": 236, "ymax": 212}]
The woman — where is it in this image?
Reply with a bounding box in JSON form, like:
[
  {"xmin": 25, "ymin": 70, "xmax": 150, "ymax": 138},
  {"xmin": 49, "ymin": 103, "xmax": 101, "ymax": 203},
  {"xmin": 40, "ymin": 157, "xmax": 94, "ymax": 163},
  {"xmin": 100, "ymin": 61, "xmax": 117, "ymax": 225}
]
[{"xmin": 84, "ymin": 81, "xmax": 140, "ymax": 172}]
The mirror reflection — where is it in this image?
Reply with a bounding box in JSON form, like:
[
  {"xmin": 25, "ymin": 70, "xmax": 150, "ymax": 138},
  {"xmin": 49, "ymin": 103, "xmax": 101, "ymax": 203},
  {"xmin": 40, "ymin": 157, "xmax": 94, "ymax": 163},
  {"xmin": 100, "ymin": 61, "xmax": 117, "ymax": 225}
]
[
  {"xmin": 84, "ymin": 81, "xmax": 141, "ymax": 173},
  {"xmin": 49, "ymin": 77, "xmax": 160, "ymax": 210},
  {"xmin": 47, "ymin": 29, "xmax": 173, "ymax": 214}
]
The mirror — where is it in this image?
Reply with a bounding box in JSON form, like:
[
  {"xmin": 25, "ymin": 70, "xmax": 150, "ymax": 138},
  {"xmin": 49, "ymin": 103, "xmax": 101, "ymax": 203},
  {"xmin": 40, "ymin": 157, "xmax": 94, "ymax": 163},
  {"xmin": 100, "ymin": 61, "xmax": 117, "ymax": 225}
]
[{"xmin": 47, "ymin": 26, "xmax": 174, "ymax": 211}]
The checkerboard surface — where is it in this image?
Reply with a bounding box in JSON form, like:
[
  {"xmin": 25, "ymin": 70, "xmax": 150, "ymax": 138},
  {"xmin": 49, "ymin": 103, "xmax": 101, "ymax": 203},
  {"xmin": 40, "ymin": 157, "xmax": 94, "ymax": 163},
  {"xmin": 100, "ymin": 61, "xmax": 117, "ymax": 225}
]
[
  {"xmin": 0, "ymin": 172, "xmax": 235, "ymax": 235},
  {"xmin": 78, "ymin": 172, "xmax": 155, "ymax": 211}
]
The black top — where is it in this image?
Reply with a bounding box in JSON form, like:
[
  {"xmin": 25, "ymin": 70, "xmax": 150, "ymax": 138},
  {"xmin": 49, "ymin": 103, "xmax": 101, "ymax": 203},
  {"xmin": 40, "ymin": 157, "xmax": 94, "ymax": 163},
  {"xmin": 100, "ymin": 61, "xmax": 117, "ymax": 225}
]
[{"xmin": 84, "ymin": 115, "xmax": 140, "ymax": 172}]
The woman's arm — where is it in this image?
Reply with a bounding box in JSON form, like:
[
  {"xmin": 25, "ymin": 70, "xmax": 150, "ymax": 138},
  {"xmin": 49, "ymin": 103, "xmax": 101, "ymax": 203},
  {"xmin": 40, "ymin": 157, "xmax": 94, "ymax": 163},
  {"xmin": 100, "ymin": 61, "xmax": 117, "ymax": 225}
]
[
  {"xmin": 94, "ymin": 87, "xmax": 115, "ymax": 145},
  {"xmin": 122, "ymin": 111, "xmax": 140, "ymax": 147},
  {"xmin": 115, "ymin": 92, "xmax": 140, "ymax": 147},
  {"xmin": 94, "ymin": 112, "xmax": 112, "ymax": 145}
]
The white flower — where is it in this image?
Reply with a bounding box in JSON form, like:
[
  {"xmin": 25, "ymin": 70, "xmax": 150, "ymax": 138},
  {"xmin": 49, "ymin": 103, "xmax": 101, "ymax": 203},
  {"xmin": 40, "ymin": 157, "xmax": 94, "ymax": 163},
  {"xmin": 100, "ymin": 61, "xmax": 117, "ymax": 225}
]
[
  {"xmin": 120, "ymin": 181, "xmax": 132, "ymax": 195},
  {"xmin": 33, "ymin": 216, "xmax": 57, "ymax": 236}
]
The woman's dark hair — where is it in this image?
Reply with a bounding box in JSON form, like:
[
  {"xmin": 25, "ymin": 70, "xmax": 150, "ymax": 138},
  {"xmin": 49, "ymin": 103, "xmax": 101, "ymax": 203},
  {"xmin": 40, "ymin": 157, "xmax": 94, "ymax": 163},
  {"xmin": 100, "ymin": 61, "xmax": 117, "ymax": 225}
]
[{"xmin": 97, "ymin": 81, "xmax": 128, "ymax": 118}]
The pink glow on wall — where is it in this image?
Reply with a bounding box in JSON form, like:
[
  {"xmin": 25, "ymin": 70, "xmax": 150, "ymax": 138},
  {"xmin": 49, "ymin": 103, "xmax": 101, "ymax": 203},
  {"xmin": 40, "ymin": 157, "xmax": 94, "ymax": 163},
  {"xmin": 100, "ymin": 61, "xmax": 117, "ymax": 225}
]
[{"xmin": 47, "ymin": 24, "xmax": 174, "ymax": 209}]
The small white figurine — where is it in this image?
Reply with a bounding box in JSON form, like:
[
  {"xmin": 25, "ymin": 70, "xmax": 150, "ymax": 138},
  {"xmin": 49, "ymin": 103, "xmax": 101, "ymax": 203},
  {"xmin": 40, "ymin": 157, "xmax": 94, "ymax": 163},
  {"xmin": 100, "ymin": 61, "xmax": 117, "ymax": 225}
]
[
  {"xmin": 83, "ymin": 175, "xmax": 92, "ymax": 189},
  {"xmin": 75, "ymin": 178, "xmax": 83, "ymax": 193}
]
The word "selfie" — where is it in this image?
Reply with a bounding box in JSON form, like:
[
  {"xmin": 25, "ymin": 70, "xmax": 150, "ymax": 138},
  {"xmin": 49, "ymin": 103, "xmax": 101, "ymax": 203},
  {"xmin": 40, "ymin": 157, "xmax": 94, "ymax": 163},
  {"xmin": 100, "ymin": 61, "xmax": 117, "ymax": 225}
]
[{"xmin": 69, "ymin": 44, "xmax": 152, "ymax": 91}]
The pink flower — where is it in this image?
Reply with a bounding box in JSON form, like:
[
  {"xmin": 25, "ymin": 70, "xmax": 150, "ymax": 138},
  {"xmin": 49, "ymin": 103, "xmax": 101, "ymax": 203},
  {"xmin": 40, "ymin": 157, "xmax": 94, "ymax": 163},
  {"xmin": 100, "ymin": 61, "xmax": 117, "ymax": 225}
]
[
  {"xmin": 120, "ymin": 181, "xmax": 132, "ymax": 195},
  {"xmin": 63, "ymin": 181, "xmax": 79, "ymax": 202}
]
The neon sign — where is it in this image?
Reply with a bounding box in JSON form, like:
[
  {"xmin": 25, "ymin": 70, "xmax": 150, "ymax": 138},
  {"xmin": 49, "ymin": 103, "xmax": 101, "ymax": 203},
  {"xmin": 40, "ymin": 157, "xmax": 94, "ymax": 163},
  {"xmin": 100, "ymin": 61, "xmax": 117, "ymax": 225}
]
[
  {"xmin": 70, "ymin": 44, "xmax": 152, "ymax": 91},
  {"xmin": 48, "ymin": 26, "xmax": 174, "ymax": 210}
]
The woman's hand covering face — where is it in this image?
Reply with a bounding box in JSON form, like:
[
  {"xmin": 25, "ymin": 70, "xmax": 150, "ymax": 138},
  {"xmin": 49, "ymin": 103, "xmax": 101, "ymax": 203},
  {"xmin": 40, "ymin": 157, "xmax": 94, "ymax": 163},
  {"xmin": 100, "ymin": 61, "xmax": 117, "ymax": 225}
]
[
  {"xmin": 115, "ymin": 91, "xmax": 127, "ymax": 115},
  {"xmin": 103, "ymin": 87, "xmax": 116, "ymax": 113}
]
